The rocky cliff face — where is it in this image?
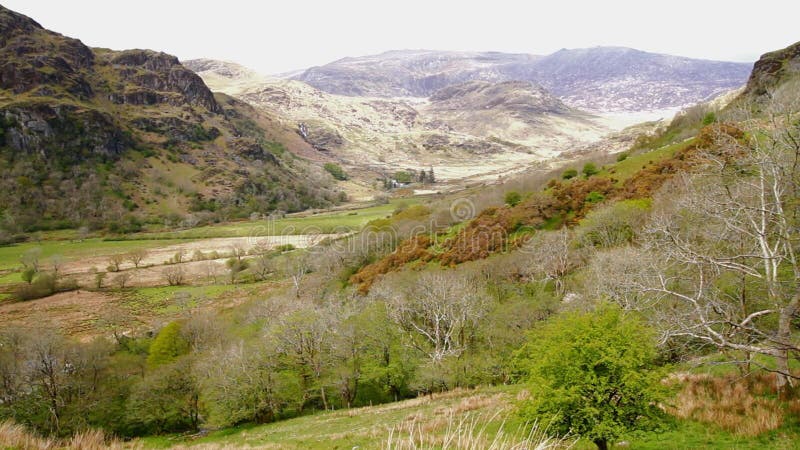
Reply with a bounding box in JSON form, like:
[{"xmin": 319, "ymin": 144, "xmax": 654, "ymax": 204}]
[
  {"xmin": 292, "ymin": 48, "xmax": 752, "ymax": 112},
  {"xmin": 107, "ymin": 50, "xmax": 220, "ymax": 112},
  {"xmin": 741, "ymin": 41, "xmax": 800, "ymax": 99}
]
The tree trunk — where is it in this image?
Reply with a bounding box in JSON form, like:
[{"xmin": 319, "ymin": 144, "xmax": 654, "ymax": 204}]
[
  {"xmin": 776, "ymin": 294, "xmax": 799, "ymax": 398},
  {"xmin": 594, "ymin": 438, "xmax": 608, "ymax": 450}
]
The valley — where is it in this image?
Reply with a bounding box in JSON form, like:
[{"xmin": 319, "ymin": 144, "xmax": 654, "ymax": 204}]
[{"xmin": 2, "ymin": 3, "xmax": 800, "ymax": 450}]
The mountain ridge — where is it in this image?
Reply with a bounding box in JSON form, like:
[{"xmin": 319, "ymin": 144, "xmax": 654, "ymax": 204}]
[{"xmin": 291, "ymin": 46, "xmax": 752, "ymax": 111}]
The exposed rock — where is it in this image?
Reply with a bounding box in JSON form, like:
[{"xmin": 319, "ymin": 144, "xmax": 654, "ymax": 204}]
[
  {"xmin": 107, "ymin": 49, "xmax": 220, "ymax": 112},
  {"xmin": 296, "ymin": 122, "xmax": 343, "ymax": 152},
  {"xmin": 1, "ymin": 103, "xmax": 131, "ymax": 164},
  {"xmin": 741, "ymin": 41, "xmax": 800, "ymax": 98}
]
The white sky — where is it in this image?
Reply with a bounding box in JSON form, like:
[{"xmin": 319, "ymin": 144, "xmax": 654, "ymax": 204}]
[{"xmin": 5, "ymin": 0, "xmax": 799, "ymax": 74}]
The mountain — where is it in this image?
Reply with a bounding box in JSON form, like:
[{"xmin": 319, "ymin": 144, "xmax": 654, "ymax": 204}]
[
  {"xmin": 740, "ymin": 41, "xmax": 800, "ymax": 101},
  {"xmin": 0, "ymin": 6, "xmax": 341, "ymax": 233},
  {"xmin": 187, "ymin": 59, "xmax": 608, "ymax": 185},
  {"xmin": 292, "ymin": 48, "xmax": 752, "ymax": 112},
  {"xmin": 293, "ymin": 49, "xmax": 540, "ymax": 98}
]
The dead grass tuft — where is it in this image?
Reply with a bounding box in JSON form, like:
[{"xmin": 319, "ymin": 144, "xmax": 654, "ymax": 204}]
[{"xmin": 667, "ymin": 372, "xmax": 787, "ymax": 436}]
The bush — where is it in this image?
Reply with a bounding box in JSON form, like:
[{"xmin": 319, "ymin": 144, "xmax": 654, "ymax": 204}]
[
  {"xmin": 616, "ymin": 152, "xmax": 629, "ymax": 162},
  {"xmin": 516, "ymin": 305, "xmax": 667, "ymax": 450},
  {"xmin": 504, "ymin": 191, "xmax": 522, "ymax": 207},
  {"xmin": 582, "ymin": 163, "xmax": 599, "ymax": 178},
  {"xmin": 561, "ymin": 169, "xmax": 578, "ymax": 180},
  {"xmin": 323, "ymin": 163, "xmax": 348, "ymax": 181}
]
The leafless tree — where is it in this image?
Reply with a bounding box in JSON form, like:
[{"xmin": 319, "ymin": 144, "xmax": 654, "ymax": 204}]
[
  {"xmin": 518, "ymin": 228, "xmax": 577, "ymax": 295},
  {"xmin": 127, "ymin": 249, "xmax": 148, "ymax": 268},
  {"xmin": 596, "ymin": 99, "xmax": 800, "ymax": 394},
  {"xmin": 162, "ymin": 266, "xmax": 185, "ymax": 286},
  {"xmin": 20, "ymin": 247, "xmax": 42, "ymax": 273},
  {"xmin": 380, "ymin": 271, "xmax": 488, "ymax": 363},
  {"xmin": 107, "ymin": 253, "xmax": 125, "ymax": 272},
  {"xmin": 112, "ymin": 271, "xmax": 132, "ymax": 289}
]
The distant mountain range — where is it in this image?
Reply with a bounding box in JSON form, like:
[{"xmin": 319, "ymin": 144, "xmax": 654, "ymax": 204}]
[
  {"xmin": 186, "ymin": 58, "xmax": 608, "ymax": 185},
  {"xmin": 292, "ymin": 48, "xmax": 752, "ymax": 112}
]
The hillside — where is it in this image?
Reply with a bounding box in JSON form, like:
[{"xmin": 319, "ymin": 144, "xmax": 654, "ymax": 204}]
[
  {"xmin": 0, "ymin": 6, "xmax": 341, "ymax": 235},
  {"xmin": 292, "ymin": 47, "xmax": 752, "ymax": 111},
  {"xmin": 187, "ymin": 59, "xmax": 609, "ymax": 188}
]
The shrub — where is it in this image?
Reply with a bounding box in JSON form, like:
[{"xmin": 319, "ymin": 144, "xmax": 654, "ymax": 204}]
[
  {"xmin": 504, "ymin": 191, "xmax": 522, "ymax": 207},
  {"xmin": 616, "ymin": 152, "xmax": 629, "ymax": 162},
  {"xmin": 324, "ymin": 162, "xmax": 348, "ymax": 181},
  {"xmin": 561, "ymin": 168, "xmax": 578, "ymax": 180},
  {"xmin": 582, "ymin": 163, "xmax": 599, "ymax": 178}
]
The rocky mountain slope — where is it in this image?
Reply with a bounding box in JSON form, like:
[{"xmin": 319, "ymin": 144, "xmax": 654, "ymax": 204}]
[
  {"xmin": 187, "ymin": 59, "xmax": 608, "ymax": 185},
  {"xmin": 292, "ymin": 48, "xmax": 752, "ymax": 112},
  {"xmin": 0, "ymin": 6, "xmax": 340, "ymax": 233},
  {"xmin": 740, "ymin": 41, "xmax": 800, "ymax": 102}
]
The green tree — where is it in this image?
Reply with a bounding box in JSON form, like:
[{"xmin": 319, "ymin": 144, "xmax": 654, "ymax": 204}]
[
  {"xmin": 147, "ymin": 322, "xmax": 189, "ymax": 368},
  {"xmin": 504, "ymin": 191, "xmax": 522, "ymax": 207},
  {"xmin": 21, "ymin": 267, "xmax": 35, "ymax": 284},
  {"xmin": 516, "ymin": 305, "xmax": 666, "ymax": 450},
  {"xmin": 126, "ymin": 359, "xmax": 199, "ymax": 434},
  {"xmin": 562, "ymin": 168, "xmax": 578, "ymax": 180},
  {"xmin": 582, "ymin": 163, "xmax": 599, "ymax": 178}
]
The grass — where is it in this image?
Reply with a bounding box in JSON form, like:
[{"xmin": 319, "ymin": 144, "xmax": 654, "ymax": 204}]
[
  {"xmin": 120, "ymin": 200, "xmax": 417, "ymax": 240},
  {"xmin": 121, "ymin": 284, "xmax": 243, "ymax": 316},
  {"xmin": 598, "ymin": 139, "xmax": 691, "ymax": 184},
  {"xmin": 0, "ymin": 239, "xmax": 182, "ymax": 273},
  {"xmin": 138, "ymin": 373, "xmax": 800, "ymax": 450}
]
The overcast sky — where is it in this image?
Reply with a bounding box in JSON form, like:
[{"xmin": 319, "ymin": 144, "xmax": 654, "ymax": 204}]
[{"xmin": 5, "ymin": 0, "xmax": 799, "ymax": 74}]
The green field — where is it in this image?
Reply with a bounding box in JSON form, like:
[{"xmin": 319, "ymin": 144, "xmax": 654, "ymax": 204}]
[
  {"xmin": 118, "ymin": 199, "xmax": 418, "ymax": 240},
  {"xmin": 0, "ymin": 239, "xmax": 183, "ymax": 272}
]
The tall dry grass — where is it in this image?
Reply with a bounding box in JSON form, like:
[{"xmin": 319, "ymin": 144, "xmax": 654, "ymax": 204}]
[
  {"xmin": 667, "ymin": 372, "xmax": 799, "ymax": 436},
  {"xmin": 0, "ymin": 420, "xmax": 140, "ymax": 450},
  {"xmin": 384, "ymin": 411, "xmax": 572, "ymax": 450}
]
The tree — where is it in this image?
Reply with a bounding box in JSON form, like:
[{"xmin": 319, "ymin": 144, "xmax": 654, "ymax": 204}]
[
  {"xmin": 382, "ymin": 271, "xmax": 488, "ymax": 365},
  {"xmin": 127, "ymin": 358, "xmax": 199, "ymax": 434},
  {"xmin": 107, "ymin": 254, "xmax": 125, "ymax": 272},
  {"xmin": 146, "ymin": 322, "xmax": 189, "ymax": 368},
  {"xmin": 519, "ymin": 228, "xmax": 576, "ymax": 295},
  {"xmin": 21, "ymin": 267, "xmax": 35, "ymax": 284},
  {"xmin": 226, "ymin": 257, "xmax": 248, "ymax": 284},
  {"xmin": 162, "ymin": 266, "xmax": 185, "ymax": 286},
  {"xmin": 127, "ymin": 249, "xmax": 148, "ymax": 268},
  {"xmin": 597, "ymin": 108, "xmax": 800, "ymax": 395},
  {"xmin": 582, "ymin": 163, "xmax": 599, "ymax": 178},
  {"xmin": 20, "ymin": 247, "xmax": 42, "ymax": 273},
  {"xmin": 562, "ymin": 168, "xmax": 578, "ymax": 180},
  {"xmin": 111, "ymin": 271, "xmax": 132, "ymax": 289},
  {"xmin": 504, "ymin": 191, "xmax": 522, "ymax": 207},
  {"xmin": 516, "ymin": 306, "xmax": 666, "ymax": 450}
]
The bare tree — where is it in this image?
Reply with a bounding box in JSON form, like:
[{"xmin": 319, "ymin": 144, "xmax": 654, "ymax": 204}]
[
  {"xmin": 278, "ymin": 252, "xmax": 311, "ymax": 298},
  {"xmin": 112, "ymin": 271, "xmax": 133, "ymax": 289},
  {"xmin": 107, "ymin": 253, "xmax": 125, "ymax": 272},
  {"xmin": 597, "ymin": 102, "xmax": 800, "ymax": 394},
  {"xmin": 20, "ymin": 247, "xmax": 42, "ymax": 273},
  {"xmin": 519, "ymin": 228, "xmax": 577, "ymax": 295},
  {"xmin": 381, "ymin": 271, "xmax": 488, "ymax": 363},
  {"xmin": 162, "ymin": 266, "xmax": 185, "ymax": 286},
  {"xmin": 127, "ymin": 248, "xmax": 148, "ymax": 268}
]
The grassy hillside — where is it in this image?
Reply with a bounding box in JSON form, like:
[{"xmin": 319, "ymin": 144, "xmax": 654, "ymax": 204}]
[{"xmin": 0, "ymin": 5, "xmax": 343, "ymax": 238}]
